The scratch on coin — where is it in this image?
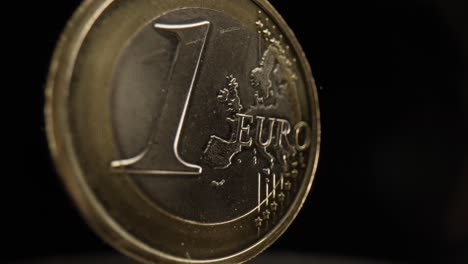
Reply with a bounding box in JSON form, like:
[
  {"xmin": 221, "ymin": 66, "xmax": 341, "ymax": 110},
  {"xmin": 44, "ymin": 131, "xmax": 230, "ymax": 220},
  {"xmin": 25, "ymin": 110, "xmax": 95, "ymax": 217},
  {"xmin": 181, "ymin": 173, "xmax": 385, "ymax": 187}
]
[
  {"xmin": 186, "ymin": 38, "xmax": 204, "ymax": 45},
  {"xmin": 211, "ymin": 179, "xmax": 226, "ymax": 187},
  {"xmin": 220, "ymin": 27, "xmax": 241, "ymax": 34},
  {"xmin": 142, "ymin": 48, "xmax": 167, "ymax": 64}
]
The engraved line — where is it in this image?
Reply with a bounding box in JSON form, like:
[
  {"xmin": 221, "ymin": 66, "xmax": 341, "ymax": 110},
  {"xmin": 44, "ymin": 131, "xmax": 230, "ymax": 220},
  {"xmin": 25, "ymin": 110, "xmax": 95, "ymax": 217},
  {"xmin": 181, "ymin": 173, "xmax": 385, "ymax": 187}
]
[
  {"xmin": 273, "ymin": 173, "xmax": 276, "ymax": 199},
  {"xmin": 112, "ymin": 169, "xmax": 201, "ymax": 175},
  {"xmin": 266, "ymin": 180, "xmax": 269, "ymax": 206},
  {"xmin": 262, "ymin": 180, "xmax": 281, "ymax": 208},
  {"xmin": 167, "ymin": 38, "xmax": 180, "ymax": 81},
  {"xmin": 154, "ymin": 21, "xmax": 210, "ymax": 30},
  {"xmin": 281, "ymin": 173, "xmax": 284, "ymax": 190},
  {"xmin": 258, "ymin": 28, "xmax": 262, "ymax": 61},
  {"xmin": 258, "ymin": 172, "xmax": 261, "ymax": 213},
  {"xmin": 110, "ymin": 148, "xmax": 148, "ymax": 168}
]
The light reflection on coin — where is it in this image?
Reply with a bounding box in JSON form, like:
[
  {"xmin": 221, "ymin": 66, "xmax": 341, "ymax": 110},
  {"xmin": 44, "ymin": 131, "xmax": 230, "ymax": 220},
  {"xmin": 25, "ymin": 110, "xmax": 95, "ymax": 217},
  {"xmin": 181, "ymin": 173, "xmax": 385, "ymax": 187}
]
[{"xmin": 46, "ymin": 0, "xmax": 320, "ymax": 263}]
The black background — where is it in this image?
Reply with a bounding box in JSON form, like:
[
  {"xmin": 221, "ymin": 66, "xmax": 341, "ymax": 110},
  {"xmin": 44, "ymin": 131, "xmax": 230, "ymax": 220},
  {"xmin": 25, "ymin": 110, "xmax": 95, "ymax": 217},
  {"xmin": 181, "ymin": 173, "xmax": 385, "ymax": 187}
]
[{"xmin": 7, "ymin": 0, "xmax": 467, "ymax": 263}]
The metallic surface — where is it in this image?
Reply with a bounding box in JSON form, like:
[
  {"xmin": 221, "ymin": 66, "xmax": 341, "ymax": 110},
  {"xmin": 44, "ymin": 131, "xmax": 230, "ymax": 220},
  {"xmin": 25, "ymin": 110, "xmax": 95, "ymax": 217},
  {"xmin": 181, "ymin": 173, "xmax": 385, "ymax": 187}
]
[
  {"xmin": 45, "ymin": 0, "xmax": 320, "ymax": 263},
  {"xmin": 17, "ymin": 253, "xmax": 398, "ymax": 264}
]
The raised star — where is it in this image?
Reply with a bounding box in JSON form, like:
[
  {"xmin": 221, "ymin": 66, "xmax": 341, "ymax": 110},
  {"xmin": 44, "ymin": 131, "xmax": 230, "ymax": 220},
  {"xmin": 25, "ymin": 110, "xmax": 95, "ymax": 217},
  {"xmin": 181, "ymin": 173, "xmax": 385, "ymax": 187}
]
[
  {"xmin": 255, "ymin": 216, "xmax": 263, "ymax": 228},
  {"xmin": 270, "ymin": 201, "xmax": 278, "ymax": 212},
  {"xmin": 284, "ymin": 181, "xmax": 292, "ymax": 191},
  {"xmin": 256, "ymin": 20, "xmax": 264, "ymax": 28},
  {"xmin": 263, "ymin": 210, "xmax": 271, "ymax": 220},
  {"xmin": 291, "ymin": 161, "xmax": 299, "ymax": 168},
  {"xmin": 299, "ymin": 152, "xmax": 306, "ymax": 168},
  {"xmin": 291, "ymin": 169, "xmax": 298, "ymax": 178},
  {"xmin": 278, "ymin": 192, "xmax": 286, "ymax": 202}
]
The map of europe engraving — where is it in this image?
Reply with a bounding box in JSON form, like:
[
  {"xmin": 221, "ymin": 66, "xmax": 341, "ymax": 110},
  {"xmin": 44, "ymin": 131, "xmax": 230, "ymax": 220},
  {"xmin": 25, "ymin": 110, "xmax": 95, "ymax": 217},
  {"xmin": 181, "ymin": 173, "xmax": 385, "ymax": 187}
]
[{"xmin": 203, "ymin": 30, "xmax": 307, "ymax": 175}]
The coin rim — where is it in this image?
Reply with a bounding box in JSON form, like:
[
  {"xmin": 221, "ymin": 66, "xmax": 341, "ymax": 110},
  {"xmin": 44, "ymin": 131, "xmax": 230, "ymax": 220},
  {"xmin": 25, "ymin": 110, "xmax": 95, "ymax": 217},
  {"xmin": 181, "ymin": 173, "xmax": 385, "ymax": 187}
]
[{"xmin": 45, "ymin": 0, "xmax": 321, "ymax": 263}]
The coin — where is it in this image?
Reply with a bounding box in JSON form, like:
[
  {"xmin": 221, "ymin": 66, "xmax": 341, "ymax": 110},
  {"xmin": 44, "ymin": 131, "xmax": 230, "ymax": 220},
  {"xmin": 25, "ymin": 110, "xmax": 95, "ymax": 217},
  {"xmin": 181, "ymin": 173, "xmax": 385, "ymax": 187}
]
[{"xmin": 45, "ymin": 0, "xmax": 320, "ymax": 263}]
